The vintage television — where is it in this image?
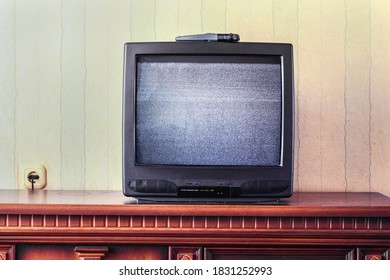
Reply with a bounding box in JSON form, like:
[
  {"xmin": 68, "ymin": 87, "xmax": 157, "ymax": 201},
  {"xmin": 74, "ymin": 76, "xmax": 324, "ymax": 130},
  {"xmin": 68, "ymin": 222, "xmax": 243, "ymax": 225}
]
[{"xmin": 122, "ymin": 41, "xmax": 294, "ymax": 202}]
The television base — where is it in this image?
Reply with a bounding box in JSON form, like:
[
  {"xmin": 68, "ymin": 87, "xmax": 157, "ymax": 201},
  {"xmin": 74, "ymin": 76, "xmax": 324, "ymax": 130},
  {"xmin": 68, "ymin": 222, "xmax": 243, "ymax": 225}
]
[{"xmin": 134, "ymin": 197, "xmax": 285, "ymax": 205}]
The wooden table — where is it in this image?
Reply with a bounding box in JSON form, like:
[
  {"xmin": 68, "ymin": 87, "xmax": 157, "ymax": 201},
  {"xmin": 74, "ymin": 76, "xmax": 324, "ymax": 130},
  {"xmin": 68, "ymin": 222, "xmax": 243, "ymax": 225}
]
[{"xmin": 0, "ymin": 190, "xmax": 389, "ymax": 260}]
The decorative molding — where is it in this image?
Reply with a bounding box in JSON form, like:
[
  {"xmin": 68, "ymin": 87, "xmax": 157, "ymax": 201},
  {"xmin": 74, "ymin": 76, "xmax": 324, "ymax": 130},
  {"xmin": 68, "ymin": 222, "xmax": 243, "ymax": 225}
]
[
  {"xmin": 0, "ymin": 192, "xmax": 389, "ymax": 259},
  {"xmin": 0, "ymin": 245, "xmax": 15, "ymax": 260},
  {"xmin": 169, "ymin": 246, "xmax": 202, "ymax": 260},
  {"xmin": 1, "ymin": 214, "xmax": 389, "ymax": 248},
  {"xmin": 74, "ymin": 246, "xmax": 109, "ymax": 260},
  {"xmin": 357, "ymin": 248, "xmax": 390, "ymax": 260},
  {"xmin": 0, "ymin": 214, "xmax": 389, "ymax": 231},
  {"xmin": 365, "ymin": 255, "xmax": 381, "ymax": 260},
  {"xmin": 204, "ymin": 247, "xmax": 356, "ymax": 260}
]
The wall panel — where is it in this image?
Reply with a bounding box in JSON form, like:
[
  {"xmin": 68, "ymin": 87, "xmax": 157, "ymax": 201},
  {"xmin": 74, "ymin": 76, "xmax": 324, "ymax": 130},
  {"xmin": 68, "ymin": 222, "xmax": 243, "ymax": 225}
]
[
  {"xmin": 61, "ymin": 0, "xmax": 86, "ymax": 189},
  {"xmin": 38, "ymin": 0, "xmax": 62, "ymax": 189},
  {"xmin": 296, "ymin": 0, "xmax": 322, "ymax": 191},
  {"xmin": 226, "ymin": 0, "xmax": 273, "ymax": 42},
  {"xmin": 370, "ymin": 0, "xmax": 390, "ymax": 195},
  {"xmin": 155, "ymin": 0, "xmax": 179, "ymax": 40},
  {"xmin": 321, "ymin": 0, "xmax": 346, "ymax": 191},
  {"xmin": 15, "ymin": 0, "xmax": 40, "ymax": 188},
  {"xmin": 0, "ymin": 0, "xmax": 16, "ymax": 189},
  {"xmin": 201, "ymin": 0, "xmax": 226, "ymax": 33},
  {"xmin": 85, "ymin": 0, "xmax": 109, "ymax": 190},
  {"xmin": 131, "ymin": 0, "xmax": 156, "ymax": 41},
  {"xmin": 0, "ymin": 0, "xmax": 389, "ymax": 197},
  {"xmin": 273, "ymin": 0, "xmax": 299, "ymax": 189},
  {"xmin": 107, "ymin": 0, "xmax": 131, "ymax": 190},
  {"xmin": 345, "ymin": 0, "xmax": 371, "ymax": 192},
  {"xmin": 178, "ymin": 0, "xmax": 202, "ymax": 35}
]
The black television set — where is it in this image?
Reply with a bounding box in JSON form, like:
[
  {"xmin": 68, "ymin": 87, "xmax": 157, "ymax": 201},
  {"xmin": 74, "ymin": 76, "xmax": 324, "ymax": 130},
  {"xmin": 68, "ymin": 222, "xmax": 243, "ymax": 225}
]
[{"xmin": 122, "ymin": 41, "xmax": 294, "ymax": 202}]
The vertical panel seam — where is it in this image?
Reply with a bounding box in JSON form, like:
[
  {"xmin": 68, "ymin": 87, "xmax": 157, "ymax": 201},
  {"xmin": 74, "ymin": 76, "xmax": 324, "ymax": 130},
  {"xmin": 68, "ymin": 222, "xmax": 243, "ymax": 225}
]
[
  {"xmin": 296, "ymin": 0, "xmax": 300, "ymax": 191},
  {"xmin": 84, "ymin": 0, "xmax": 87, "ymax": 190},
  {"xmin": 13, "ymin": 0, "xmax": 18, "ymax": 189},
  {"xmin": 177, "ymin": 0, "xmax": 181, "ymax": 34},
  {"xmin": 153, "ymin": 0, "xmax": 157, "ymax": 40},
  {"xmin": 320, "ymin": 0, "xmax": 323, "ymax": 191},
  {"xmin": 107, "ymin": 0, "xmax": 110, "ymax": 189},
  {"xmin": 272, "ymin": 0, "xmax": 275, "ymax": 42},
  {"xmin": 37, "ymin": 1, "xmax": 41, "ymax": 166},
  {"xmin": 368, "ymin": 0, "xmax": 372, "ymax": 192},
  {"xmin": 130, "ymin": 0, "xmax": 133, "ymax": 41},
  {"xmin": 343, "ymin": 0, "xmax": 348, "ymax": 192},
  {"xmin": 200, "ymin": 0, "xmax": 204, "ymax": 32},
  {"xmin": 60, "ymin": 0, "xmax": 63, "ymax": 190},
  {"xmin": 224, "ymin": 0, "xmax": 227, "ymax": 32}
]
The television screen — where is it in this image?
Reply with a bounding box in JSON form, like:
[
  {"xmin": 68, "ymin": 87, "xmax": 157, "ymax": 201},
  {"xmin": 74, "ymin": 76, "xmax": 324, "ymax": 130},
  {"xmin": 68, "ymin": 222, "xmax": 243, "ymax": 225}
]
[
  {"xmin": 136, "ymin": 56, "xmax": 282, "ymax": 167},
  {"xmin": 122, "ymin": 42, "xmax": 294, "ymax": 202}
]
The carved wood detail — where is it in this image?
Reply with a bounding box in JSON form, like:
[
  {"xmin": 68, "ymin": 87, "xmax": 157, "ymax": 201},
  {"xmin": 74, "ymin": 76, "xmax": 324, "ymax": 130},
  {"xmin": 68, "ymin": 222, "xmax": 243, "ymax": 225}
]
[
  {"xmin": 169, "ymin": 246, "xmax": 203, "ymax": 260},
  {"xmin": 365, "ymin": 255, "xmax": 381, "ymax": 260},
  {"xmin": 0, "ymin": 245, "xmax": 15, "ymax": 260},
  {"xmin": 0, "ymin": 192, "xmax": 389, "ymax": 260},
  {"xmin": 1, "ymin": 214, "xmax": 389, "ymax": 231},
  {"xmin": 204, "ymin": 247, "xmax": 356, "ymax": 260},
  {"xmin": 357, "ymin": 248, "xmax": 390, "ymax": 260},
  {"xmin": 74, "ymin": 246, "xmax": 109, "ymax": 260}
]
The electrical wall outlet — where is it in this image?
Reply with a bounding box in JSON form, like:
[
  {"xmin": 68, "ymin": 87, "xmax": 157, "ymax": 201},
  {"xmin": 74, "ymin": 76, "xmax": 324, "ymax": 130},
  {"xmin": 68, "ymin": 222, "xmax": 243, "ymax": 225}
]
[{"xmin": 24, "ymin": 166, "xmax": 47, "ymax": 190}]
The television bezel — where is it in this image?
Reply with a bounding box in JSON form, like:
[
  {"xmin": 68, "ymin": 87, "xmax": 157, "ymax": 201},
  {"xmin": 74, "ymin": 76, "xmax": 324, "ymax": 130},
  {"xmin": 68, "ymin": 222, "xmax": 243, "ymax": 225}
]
[{"xmin": 122, "ymin": 41, "xmax": 294, "ymax": 202}]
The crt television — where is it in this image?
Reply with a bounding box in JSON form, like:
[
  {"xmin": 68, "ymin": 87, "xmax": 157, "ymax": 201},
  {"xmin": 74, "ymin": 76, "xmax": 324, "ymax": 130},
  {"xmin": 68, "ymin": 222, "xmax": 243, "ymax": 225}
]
[{"xmin": 122, "ymin": 41, "xmax": 294, "ymax": 202}]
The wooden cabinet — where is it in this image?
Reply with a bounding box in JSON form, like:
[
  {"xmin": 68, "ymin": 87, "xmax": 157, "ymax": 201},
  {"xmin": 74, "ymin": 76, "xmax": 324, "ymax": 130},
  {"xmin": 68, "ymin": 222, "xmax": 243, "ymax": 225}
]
[{"xmin": 0, "ymin": 190, "xmax": 389, "ymax": 260}]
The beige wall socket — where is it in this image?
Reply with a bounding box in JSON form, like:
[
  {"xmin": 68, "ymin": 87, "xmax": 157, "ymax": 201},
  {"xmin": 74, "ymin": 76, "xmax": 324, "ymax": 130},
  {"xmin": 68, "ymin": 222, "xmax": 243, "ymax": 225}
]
[{"xmin": 24, "ymin": 166, "xmax": 47, "ymax": 190}]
